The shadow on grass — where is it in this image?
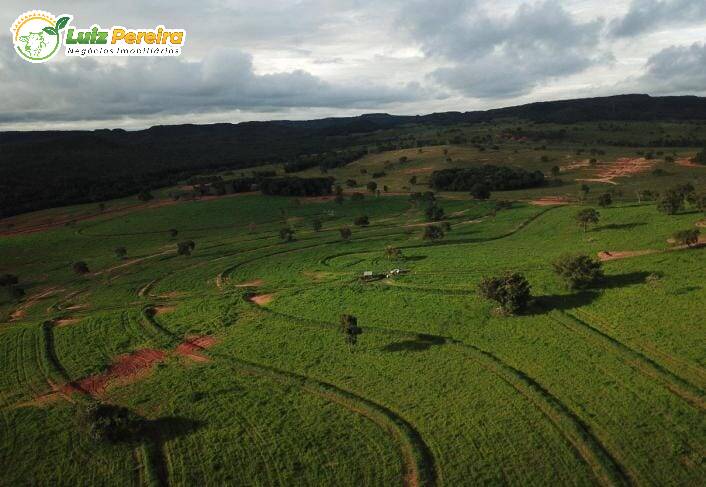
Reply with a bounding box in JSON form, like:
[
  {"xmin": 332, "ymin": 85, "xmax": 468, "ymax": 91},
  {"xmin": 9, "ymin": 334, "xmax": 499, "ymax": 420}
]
[
  {"xmin": 139, "ymin": 416, "xmax": 204, "ymax": 442},
  {"xmin": 382, "ymin": 334, "xmax": 447, "ymax": 352},
  {"xmin": 404, "ymin": 255, "xmax": 427, "ymax": 262},
  {"xmin": 531, "ymin": 271, "xmax": 653, "ymax": 314}
]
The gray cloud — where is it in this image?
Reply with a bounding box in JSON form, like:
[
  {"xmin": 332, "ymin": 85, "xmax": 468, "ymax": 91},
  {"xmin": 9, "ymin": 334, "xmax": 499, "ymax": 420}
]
[
  {"xmin": 0, "ymin": 44, "xmax": 423, "ymax": 124},
  {"xmin": 636, "ymin": 41, "xmax": 706, "ymax": 94},
  {"xmin": 609, "ymin": 0, "xmax": 706, "ymax": 37},
  {"xmin": 1, "ymin": 1, "xmax": 706, "ymax": 129},
  {"xmin": 399, "ymin": 0, "xmax": 606, "ymax": 98}
]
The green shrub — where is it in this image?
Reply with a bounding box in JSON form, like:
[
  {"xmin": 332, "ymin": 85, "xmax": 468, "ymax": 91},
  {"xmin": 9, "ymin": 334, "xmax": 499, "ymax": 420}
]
[
  {"xmin": 477, "ymin": 272, "xmax": 532, "ymax": 315},
  {"xmin": 552, "ymin": 254, "xmax": 604, "ymax": 290}
]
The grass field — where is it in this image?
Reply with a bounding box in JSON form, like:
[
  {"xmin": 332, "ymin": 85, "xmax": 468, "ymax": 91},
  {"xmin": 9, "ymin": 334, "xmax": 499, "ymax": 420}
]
[{"xmin": 1, "ymin": 137, "xmax": 705, "ymax": 486}]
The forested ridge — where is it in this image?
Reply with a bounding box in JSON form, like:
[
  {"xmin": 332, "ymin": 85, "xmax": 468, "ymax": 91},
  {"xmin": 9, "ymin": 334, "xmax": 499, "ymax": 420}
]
[{"xmin": 3, "ymin": 94, "xmax": 706, "ymax": 217}]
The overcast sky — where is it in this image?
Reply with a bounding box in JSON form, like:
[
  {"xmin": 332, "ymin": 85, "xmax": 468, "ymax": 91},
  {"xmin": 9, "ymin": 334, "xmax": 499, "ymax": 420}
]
[{"xmin": 2, "ymin": 0, "xmax": 706, "ymax": 130}]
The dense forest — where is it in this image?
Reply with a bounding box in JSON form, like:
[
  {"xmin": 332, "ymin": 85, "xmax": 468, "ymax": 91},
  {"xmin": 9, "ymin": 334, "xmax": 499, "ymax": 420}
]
[{"xmin": 3, "ymin": 94, "xmax": 706, "ymax": 217}]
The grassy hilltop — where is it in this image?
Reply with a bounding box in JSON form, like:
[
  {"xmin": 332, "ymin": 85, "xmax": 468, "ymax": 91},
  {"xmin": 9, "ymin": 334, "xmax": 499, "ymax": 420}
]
[{"xmin": 0, "ymin": 114, "xmax": 705, "ymax": 486}]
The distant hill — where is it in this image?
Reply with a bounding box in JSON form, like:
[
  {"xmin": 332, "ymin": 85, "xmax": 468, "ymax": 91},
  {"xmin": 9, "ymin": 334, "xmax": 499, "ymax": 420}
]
[{"xmin": 2, "ymin": 94, "xmax": 706, "ymax": 218}]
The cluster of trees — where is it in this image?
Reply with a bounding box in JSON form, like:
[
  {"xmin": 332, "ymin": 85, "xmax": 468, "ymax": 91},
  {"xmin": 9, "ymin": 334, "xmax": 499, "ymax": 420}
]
[
  {"xmin": 283, "ymin": 149, "xmax": 367, "ymax": 173},
  {"xmin": 430, "ymin": 165, "xmax": 545, "ymax": 192},
  {"xmin": 259, "ymin": 177, "xmax": 334, "ymax": 197},
  {"xmin": 478, "ymin": 254, "xmax": 605, "ymax": 314},
  {"xmin": 657, "ymin": 183, "xmax": 702, "ymax": 215}
]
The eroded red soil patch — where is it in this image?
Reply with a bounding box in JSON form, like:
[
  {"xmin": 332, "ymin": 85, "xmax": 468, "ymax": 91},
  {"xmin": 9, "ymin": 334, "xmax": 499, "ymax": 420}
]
[
  {"xmin": 576, "ymin": 157, "xmax": 655, "ymax": 185},
  {"xmin": 153, "ymin": 305, "xmax": 176, "ymax": 316},
  {"xmin": 10, "ymin": 287, "xmax": 63, "ymax": 322},
  {"xmin": 0, "ymin": 200, "xmax": 178, "ymax": 237},
  {"xmin": 73, "ymin": 349, "xmax": 167, "ymax": 396},
  {"xmin": 529, "ymin": 197, "xmax": 570, "ymax": 206},
  {"xmin": 54, "ymin": 317, "xmax": 81, "ymax": 327},
  {"xmin": 249, "ymin": 294, "xmax": 274, "ymax": 305},
  {"xmin": 675, "ymin": 157, "xmax": 703, "ymax": 168},
  {"xmin": 175, "ymin": 336, "xmax": 218, "ymax": 362}
]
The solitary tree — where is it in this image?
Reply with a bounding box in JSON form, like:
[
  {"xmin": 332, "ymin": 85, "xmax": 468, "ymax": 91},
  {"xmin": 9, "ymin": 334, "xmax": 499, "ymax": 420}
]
[
  {"xmin": 575, "ymin": 208, "xmax": 600, "ymax": 232},
  {"xmin": 312, "ymin": 219, "xmax": 322, "ymax": 232},
  {"xmin": 340, "ymin": 314, "xmax": 362, "ymax": 350},
  {"xmin": 384, "ymin": 246, "xmax": 403, "ymax": 260},
  {"xmin": 477, "ymin": 272, "xmax": 532, "ymax": 315},
  {"xmin": 168, "ymin": 228, "xmax": 179, "ymax": 238},
  {"xmin": 552, "ymin": 254, "xmax": 604, "ymax": 289},
  {"xmin": 695, "ymin": 193, "xmax": 706, "ymax": 213},
  {"xmin": 0, "ymin": 274, "xmax": 19, "ymax": 287},
  {"xmin": 597, "ymin": 193, "xmax": 613, "ymax": 207},
  {"xmin": 114, "ymin": 247, "xmax": 127, "ymax": 260},
  {"xmin": 73, "ymin": 261, "xmax": 90, "ymax": 275},
  {"xmin": 580, "ymin": 184, "xmax": 590, "ymax": 200},
  {"xmin": 279, "ymin": 227, "xmax": 295, "ymax": 242},
  {"xmin": 137, "ymin": 190, "xmax": 154, "ymax": 202},
  {"xmin": 470, "ymin": 183, "xmax": 491, "ymax": 200},
  {"xmin": 339, "ymin": 227, "xmax": 352, "ymax": 241},
  {"xmin": 657, "ymin": 189, "xmax": 684, "ymax": 215},
  {"xmin": 177, "ymin": 240, "xmax": 196, "ymax": 256},
  {"xmin": 551, "ymin": 166, "xmax": 561, "ymax": 177},
  {"xmin": 409, "ymin": 176, "xmax": 418, "ymax": 185},
  {"xmin": 423, "ymin": 224, "xmax": 445, "ymax": 242},
  {"xmin": 672, "ymin": 229, "xmax": 700, "ymax": 247},
  {"xmin": 354, "ymin": 215, "xmax": 370, "ymax": 227},
  {"xmin": 425, "ymin": 204, "xmax": 445, "ymax": 222},
  {"xmin": 366, "ymin": 181, "xmax": 378, "ymax": 193}
]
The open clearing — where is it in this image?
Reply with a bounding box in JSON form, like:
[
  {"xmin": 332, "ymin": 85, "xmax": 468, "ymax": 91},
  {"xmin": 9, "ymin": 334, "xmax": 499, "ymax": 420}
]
[{"xmin": 1, "ymin": 139, "xmax": 705, "ymax": 486}]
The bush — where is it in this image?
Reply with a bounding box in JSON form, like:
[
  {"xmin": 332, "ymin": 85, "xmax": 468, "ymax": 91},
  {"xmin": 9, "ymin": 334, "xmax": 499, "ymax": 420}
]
[
  {"xmin": 137, "ymin": 190, "xmax": 154, "ymax": 202},
  {"xmin": 422, "ymin": 224, "xmax": 445, "ymax": 242},
  {"xmin": 177, "ymin": 240, "xmax": 196, "ymax": 255},
  {"xmin": 597, "ymin": 193, "xmax": 612, "ymax": 207},
  {"xmin": 278, "ymin": 227, "xmax": 295, "ymax": 242},
  {"xmin": 672, "ymin": 229, "xmax": 700, "ymax": 247},
  {"xmin": 657, "ymin": 189, "xmax": 685, "ymax": 215},
  {"xmin": 339, "ymin": 227, "xmax": 352, "ymax": 241},
  {"xmin": 470, "ymin": 183, "xmax": 491, "ymax": 200},
  {"xmin": 354, "ymin": 215, "xmax": 370, "ymax": 227},
  {"xmin": 384, "ymin": 246, "xmax": 402, "ymax": 260},
  {"xmin": 77, "ymin": 403, "xmax": 143, "ymax": 444},
  {"xmin": 0, "ymin": 274, "xmax": 19, "ymax": 287},
  {"xmin": 114, "ymin": 247, "xmax": 127, "ymax": 260},
  {"xmin": 73, "ymin": 261, "xmax": 90, "ymax": 275},
  {"xmin": 477, "ymin": 272, "xmax": 532, "ymax": 315},
  {"xmin": 575, "ymin": 208, "xmax": 600, "ymax": 232},
  {"xmin": 552, "ymin": 254, "xmax": 604, "ymax": 289},
  {"xmin": 312, "ymin": 219, "xmax": 322, "ymax": 232},
  {"xmin": 366, "ymin": 181, "xmax": 378, "ymax": 193}
]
